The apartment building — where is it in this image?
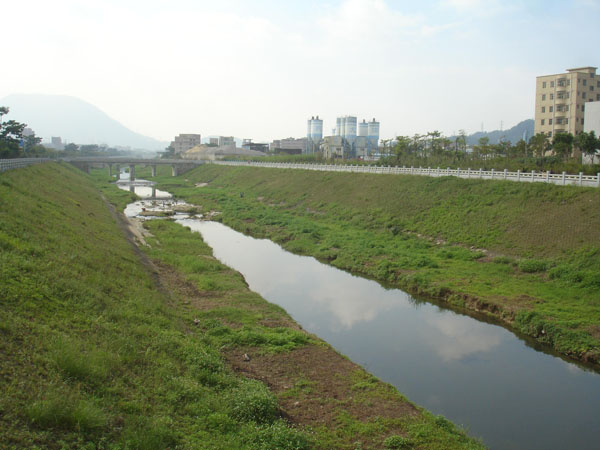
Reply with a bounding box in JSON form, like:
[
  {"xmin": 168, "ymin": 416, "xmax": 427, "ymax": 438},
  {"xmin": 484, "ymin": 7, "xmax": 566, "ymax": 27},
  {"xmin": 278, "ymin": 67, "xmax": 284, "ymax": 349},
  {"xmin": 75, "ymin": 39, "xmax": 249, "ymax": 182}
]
[
  {"xmin": 170, "ymin": 134, "xmax": 201, "ymax": 154},
  {"xmin": 534, "ymin": 67, "xmax": 600, "ymax": 137}
]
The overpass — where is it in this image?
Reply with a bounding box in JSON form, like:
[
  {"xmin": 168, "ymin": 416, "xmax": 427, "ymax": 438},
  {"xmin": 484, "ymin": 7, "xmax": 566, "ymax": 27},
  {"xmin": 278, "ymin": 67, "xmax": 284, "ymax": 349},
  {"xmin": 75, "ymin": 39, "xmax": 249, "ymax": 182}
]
[{"xmin": 62, "ymin": 157, "xmax": 205, "ymax": 180}]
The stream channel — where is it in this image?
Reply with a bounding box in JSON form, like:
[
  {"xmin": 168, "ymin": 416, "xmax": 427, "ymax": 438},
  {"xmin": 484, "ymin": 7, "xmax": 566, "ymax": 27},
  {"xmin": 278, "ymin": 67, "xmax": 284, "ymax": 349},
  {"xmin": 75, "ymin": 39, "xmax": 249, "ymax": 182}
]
[{"xmin": 119, "ymin": 174, "xmax": 600, "ymax": 450}]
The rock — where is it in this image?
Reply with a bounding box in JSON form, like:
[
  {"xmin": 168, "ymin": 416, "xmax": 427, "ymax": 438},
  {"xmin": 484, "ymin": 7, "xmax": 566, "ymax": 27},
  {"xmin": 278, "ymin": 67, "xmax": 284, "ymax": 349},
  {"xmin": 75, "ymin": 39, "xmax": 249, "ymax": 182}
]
[
  {"xmin": 293, "ymin": 401, "xmax": 300, "ymax": 407},
  {"xmin": 243, "ymin": 353, "xmax": 251, "ymax": 362},
  {"xmin": 193, "ymin": 318, "xmax": 200, "ymax": 325}
]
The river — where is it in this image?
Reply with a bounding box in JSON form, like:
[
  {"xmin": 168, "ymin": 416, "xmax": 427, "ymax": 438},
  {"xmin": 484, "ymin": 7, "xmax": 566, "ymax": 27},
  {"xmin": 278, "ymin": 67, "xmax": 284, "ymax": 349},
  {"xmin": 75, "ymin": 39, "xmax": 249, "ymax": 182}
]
[{"xmin": 120, "ymin": 176, "xmax": 600, "ymax": 450}]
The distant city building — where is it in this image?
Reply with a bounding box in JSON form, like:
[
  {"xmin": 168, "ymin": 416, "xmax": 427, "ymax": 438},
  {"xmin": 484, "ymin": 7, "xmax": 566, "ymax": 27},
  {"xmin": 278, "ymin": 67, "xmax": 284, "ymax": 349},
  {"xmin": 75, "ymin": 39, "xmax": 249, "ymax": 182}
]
[
  {"xmin": 170, "ymin": 134, "xmax": 201, "ymax": 154},
  {"xmin": 51, "ymin": 136, "xmax": 64, "ymax": 150},
  {"xmin": 271, "ymin": 137, "xmax": 307, "ymax": 154},
  {"xmin": 22, "ymin": 127, "xmax": 34, "ymax": 137},
  {"xmin": 209, "ymin": 137, "xmax": 219, "ymax": 146},
  {"xmin": 183, "ymin": 144, "xmax": 266, "ymax": 161},
  {"xmin": 242, "ymin": 139, "xmax": 269, "ymax": 153},
  {"xmin": 218, "ymin": 136, "xmax": 235, "ymax": 147},
  {"xmin": 535, "ymin": 67, "xmax": 600, "ymax": 138},
  {"xmin": 583, "ymin": 101, "xmax": 600, "ymax": 164}
]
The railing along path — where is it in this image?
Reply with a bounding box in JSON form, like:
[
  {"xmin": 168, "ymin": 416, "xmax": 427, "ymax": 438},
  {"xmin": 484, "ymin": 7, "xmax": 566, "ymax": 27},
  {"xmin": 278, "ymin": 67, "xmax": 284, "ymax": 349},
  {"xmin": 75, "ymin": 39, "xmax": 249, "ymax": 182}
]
[
  {"xmin": 0, "ymin": 158, "xmax": 53, "ymax": 173},
  {"xmin": 214, "ymin": 161, "xmax": 600, "ymax": 188}
]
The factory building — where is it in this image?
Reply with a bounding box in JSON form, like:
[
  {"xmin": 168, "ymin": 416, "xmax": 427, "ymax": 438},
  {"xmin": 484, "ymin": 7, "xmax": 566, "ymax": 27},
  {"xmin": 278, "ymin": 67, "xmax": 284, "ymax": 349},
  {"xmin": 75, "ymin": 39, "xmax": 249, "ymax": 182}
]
[
  {"xmin": 270, "ymin": 137, "xmax": 307, "ymax": 154},
  {"xmin": 331, "ymin": 116, "xmax": 379, "ymax": 158}
]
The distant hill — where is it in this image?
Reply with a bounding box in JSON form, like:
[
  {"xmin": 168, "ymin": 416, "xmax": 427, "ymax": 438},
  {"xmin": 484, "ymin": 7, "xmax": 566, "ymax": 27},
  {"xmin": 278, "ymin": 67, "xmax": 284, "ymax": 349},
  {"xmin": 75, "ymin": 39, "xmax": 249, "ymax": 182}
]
[
  {"xmin": 455, "ymin": 119, "xmax": 534, "ymax": 146},
  {"xmin": 1, "ymin": 94, "xmax": 168, "ymax": 150}
]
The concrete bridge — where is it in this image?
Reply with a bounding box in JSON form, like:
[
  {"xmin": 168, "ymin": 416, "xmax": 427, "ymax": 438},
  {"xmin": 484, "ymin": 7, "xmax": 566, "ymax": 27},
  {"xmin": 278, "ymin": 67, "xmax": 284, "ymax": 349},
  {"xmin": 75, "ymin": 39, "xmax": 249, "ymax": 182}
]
[{"xmin": 62, "ymin": 157, "xmax": 205, "ymax": 180}]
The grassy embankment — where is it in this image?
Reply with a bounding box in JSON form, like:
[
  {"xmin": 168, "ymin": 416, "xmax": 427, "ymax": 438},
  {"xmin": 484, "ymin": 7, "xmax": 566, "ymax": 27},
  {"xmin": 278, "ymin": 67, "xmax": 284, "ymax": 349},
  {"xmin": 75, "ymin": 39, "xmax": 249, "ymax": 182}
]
[
  {"xmin": 1, "ymin": 162, "xmax": 484, "ymax": 449},
  {"xmin": 139, "ymin": 163, "xmax": 600, "ymax": 366}
]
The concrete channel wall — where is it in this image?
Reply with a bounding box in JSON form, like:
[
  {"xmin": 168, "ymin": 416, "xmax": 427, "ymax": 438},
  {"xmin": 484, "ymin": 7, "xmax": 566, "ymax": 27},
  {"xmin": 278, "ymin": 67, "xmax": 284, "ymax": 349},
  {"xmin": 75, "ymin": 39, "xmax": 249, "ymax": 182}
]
[
  {"xmin": 214, "ymin": 160, "xmax": 600, "ymax": 188},
  {"xmin": 0, "ymin": 158, "xmax": 53, "ymax": 173}
]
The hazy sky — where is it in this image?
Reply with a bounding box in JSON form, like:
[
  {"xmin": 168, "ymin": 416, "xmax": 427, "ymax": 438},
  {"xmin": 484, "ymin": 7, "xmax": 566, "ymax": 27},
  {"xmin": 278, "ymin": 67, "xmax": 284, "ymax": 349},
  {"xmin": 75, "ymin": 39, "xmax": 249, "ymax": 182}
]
[{"xmin": 2, "ymin": 0, "xmax": 599, "ymax": 142}]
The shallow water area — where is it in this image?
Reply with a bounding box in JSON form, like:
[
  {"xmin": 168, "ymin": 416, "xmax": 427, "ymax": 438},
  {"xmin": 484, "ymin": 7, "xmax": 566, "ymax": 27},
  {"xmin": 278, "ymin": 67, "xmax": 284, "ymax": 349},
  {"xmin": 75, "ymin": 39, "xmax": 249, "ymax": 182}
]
[{"xmin": 120, "ymin": 181, "xmax": 600, "ymax": 450}]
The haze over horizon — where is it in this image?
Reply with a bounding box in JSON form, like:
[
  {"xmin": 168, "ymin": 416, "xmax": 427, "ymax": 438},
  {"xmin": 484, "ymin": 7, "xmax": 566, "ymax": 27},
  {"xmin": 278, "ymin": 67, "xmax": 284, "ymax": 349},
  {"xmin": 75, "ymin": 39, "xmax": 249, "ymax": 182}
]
[{"xmin": 2, "ymin": 0, "xmax": 599, "ymax": 143}]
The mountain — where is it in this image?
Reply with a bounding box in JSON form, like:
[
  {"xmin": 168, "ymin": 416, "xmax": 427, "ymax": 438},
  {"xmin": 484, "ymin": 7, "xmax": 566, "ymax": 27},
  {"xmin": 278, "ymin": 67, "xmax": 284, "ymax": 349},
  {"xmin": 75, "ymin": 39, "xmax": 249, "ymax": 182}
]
[
  {"xmin": 456, "ymin": 119, "xmax": 534, "ymax": 146},
  {"xmin": 1, "ymin": 94, "xmax": 168, "ymax": 150}
]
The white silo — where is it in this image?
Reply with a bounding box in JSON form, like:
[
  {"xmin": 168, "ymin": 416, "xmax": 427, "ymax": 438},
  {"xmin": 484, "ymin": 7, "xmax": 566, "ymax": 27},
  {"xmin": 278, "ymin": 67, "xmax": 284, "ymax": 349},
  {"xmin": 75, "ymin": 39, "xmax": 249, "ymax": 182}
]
[
  {"xmin": 358, "ymin": 119, "xmax": 369, "ymax": 137},
  {"xmin": 367, "ymin": 118, "xmax": 380, "ymax": 151},
  {"xmin": 307, "ymin": 116, "xmax": 314, "ymax": 139},
  {"xmin": 310, "ymin": 115, "xmax": 323, "ymax": 141},
  {"xmin": 344, "ymin": 116, "xmax": 357, "ymax": 141}
]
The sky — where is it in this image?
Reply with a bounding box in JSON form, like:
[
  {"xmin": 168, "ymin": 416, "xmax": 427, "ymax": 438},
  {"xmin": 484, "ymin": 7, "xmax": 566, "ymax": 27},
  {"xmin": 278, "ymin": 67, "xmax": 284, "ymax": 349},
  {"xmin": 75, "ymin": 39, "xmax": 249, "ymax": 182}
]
[{"xmin": 2, "ymin": 0, "xmax": 600, "ymax": 142}]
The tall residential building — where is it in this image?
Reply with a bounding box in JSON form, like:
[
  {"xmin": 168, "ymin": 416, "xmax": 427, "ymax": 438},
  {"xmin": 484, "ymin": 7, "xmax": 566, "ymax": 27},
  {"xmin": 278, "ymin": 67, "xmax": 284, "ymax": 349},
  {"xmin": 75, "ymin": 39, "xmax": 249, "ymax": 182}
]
[
  {"xmin": 170, "ymin": 134, "xmax": 201, "ymax": 154},
  {"xmin": 534, "ymin": 67, "xmax": 600, "ymax": 138}
]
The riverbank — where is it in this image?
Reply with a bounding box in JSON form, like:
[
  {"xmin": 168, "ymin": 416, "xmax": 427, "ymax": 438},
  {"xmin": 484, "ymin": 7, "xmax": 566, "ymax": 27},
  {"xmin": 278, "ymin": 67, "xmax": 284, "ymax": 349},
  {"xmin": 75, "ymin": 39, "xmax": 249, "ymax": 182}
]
[
  {"xmin": 0, "ymin": 162, "xmax": 483, "ymax": 448},
  {"xmin": 140, "ymin": 164, "xmax": 600, "ymax": 367}
]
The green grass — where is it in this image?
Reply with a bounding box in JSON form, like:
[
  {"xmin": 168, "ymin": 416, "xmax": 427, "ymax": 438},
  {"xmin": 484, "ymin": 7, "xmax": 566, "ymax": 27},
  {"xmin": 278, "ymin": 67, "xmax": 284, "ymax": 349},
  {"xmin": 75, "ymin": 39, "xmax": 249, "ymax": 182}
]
[
  {"xmin": 141, "ymin": 163, "xmax": 600, "ymax": 364},
  {"xmin": 1, "ymin": 162, "xmax": 484, "ymax": 449}
]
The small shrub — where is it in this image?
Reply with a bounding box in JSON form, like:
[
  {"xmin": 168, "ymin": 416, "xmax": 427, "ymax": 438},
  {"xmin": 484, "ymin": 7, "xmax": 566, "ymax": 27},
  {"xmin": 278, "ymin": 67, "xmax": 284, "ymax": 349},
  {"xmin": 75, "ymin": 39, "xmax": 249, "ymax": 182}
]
[
  {"xmin": 246, "ymin": 420, "xmax": 312, "ymax": 450},
  {"xmin": 27, "ymin": 388, "xmax": 106, "ymax": 432},
  {"xmin": 518, "ymin": 259, "xmax": 548, "ymax": 273},
  {"xmin": 51, "ymin": 338, "xmax": 113, "ymax": 383},
  {"xmin": 493, "ymin": 256, "xmax": 514, "ymax": 265},
  {"xmin": 229, "ymin": 379, "xmax": 278, "ymax": 424},
  {"xmin": 384, "ymin": 435, "xmax": 412, "ymax": 449}
]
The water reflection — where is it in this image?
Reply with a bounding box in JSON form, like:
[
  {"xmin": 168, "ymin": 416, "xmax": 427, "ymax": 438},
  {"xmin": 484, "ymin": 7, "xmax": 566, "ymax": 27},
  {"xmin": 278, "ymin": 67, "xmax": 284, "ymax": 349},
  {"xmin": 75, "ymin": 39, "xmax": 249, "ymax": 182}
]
[{"xmin": 176, "ymin": 219, "xmax": 600, "ymax": 450}]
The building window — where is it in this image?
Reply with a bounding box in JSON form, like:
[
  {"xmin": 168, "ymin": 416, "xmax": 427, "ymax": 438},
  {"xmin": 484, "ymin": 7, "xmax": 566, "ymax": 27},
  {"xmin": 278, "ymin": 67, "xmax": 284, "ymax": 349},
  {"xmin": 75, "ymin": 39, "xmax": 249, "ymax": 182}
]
[
  {"xmin": 582, "ymin": 119, "xmax": 584, "ymax": 125},
  {"xmin": 548, "ymin": 132, "xmax": 552, "ymax": 137},
  {"xmin": 550, "ymin": 81, "xmax": 554, "ymax": 87},
  {"xmin": 542, "ymin": 94, "xmax": 546, "ymax": 101},
  {"xmin": 597, "ymin": 81, "xmax": 600, "ymax": 88},
  {"xmin": 542, "ymin": 81, "xmax": 547, "ymax": 88},
  {"xmin": 550, "ymin": 93, "xmax": 554, "ymax": 100},
  {"xmin": 591, "ymin": 86, "xmax": 595, "ymax": 91},
  {"xmin": 541, "ymin": 119, "xmax": 545, "ymax": 125},
  {"xmin": 541, "ymin": 106, "xmax": 545, "ymax": 113},
  {"xmin": 549, "ymin": 106, "xmax": 553, "ymax": 112},
  {"xmin": 583, "ymin": 92, "xmax": 587, "ymax": 99},
  {"xmin": 549, "ymin": 119, "xmax": 553, "ymax": 125},
  {"xmin": 565, "ymin": 118, "xmax": 568, "ymax": 124},
  {"xmin": 583, "ymin": 79, "xmax": 587, "ymax": 86},
  {"xmin": 556, "ymin": 118, "xmax": 562, "ymax": 124},
  {"xmin": 597, "ymin": 94, "xmax": 600, "ymax": 101}
]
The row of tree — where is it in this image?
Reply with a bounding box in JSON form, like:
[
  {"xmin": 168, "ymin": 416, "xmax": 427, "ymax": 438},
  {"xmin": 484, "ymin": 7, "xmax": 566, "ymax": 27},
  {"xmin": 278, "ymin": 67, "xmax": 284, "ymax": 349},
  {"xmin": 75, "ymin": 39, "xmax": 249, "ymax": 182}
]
[{"xmin": 380, "ymin": 130, "xmax": 599, "ymax": 167}]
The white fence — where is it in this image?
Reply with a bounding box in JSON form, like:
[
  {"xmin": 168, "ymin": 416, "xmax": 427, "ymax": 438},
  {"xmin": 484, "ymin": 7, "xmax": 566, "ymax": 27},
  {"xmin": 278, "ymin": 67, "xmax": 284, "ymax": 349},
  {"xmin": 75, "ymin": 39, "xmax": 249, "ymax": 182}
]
[
  {"xmin": 214, "ymin": 161, "xmax": 600, "ymax": 188},
  {"xmin": 0, "ymin": 158, "xmax": 53, "ymax": 173}
]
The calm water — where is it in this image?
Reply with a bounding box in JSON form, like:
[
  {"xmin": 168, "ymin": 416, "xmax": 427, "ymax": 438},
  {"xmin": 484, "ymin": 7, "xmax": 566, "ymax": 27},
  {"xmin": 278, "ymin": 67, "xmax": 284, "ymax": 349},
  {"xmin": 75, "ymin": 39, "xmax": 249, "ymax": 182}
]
[
  {"xmin": 118, "ymin": 176, "xmax": 600, "ymax": 449},
  {"xmin": 176, "ymin": 219, "xmax": 600, "ymax": 450}
]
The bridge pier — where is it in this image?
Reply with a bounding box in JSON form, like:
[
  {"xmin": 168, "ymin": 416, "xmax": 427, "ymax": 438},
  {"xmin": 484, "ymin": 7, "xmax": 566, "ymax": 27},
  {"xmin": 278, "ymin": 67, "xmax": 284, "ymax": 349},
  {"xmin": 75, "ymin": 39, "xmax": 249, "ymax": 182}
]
[
  {"xmin": 152, "ymin": 187, "xmax": 156, "ymax": 198},
  {"xmin": 172, "ymin": 165, "xmax": 178, "ymax": 176},
  {"xmin": 115, "ymin": 165, "xmax": 120, "ymax": 180},
  {"xmin": 107, "ymin": 164, "xmax": 113, "ymax": 177},
  {"xmin": 151, "ymin": 165, "xmax": 157, "ymax": 177},
  {"xmin": 129, "ymin": 185, "xmax": 135, "ymax": 193},
  {"xmin": 129, "ymin": 164, "xmax": 136, "ymax": 181}
]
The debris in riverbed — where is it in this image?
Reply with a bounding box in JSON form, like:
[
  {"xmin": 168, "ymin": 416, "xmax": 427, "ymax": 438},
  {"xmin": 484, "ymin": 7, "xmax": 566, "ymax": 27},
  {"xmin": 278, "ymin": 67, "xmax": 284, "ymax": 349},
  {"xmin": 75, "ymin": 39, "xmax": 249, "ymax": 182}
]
[{"xmin": 243, "ymin": 353, "xmax": 251, "ymax": 362}]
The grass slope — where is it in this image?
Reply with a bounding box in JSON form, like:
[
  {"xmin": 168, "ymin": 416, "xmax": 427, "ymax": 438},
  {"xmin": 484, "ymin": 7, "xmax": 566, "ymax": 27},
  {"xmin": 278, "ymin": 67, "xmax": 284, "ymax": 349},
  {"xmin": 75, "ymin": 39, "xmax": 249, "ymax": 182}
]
[
  {"xmin": 141, "ymin": 164, "xmax": 600, "ymax": 366},
  {"xmin": 0, "ymin": 162, "xmax": 483, "ymax": 449}
]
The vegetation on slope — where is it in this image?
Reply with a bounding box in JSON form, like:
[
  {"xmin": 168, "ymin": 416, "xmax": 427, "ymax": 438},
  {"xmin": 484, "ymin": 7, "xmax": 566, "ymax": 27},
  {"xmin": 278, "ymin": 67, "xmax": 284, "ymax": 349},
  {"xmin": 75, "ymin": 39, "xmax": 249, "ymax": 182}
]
[
  {"xmin": 0, "ymin": 162, "xmax": 484, "ymax": 449},
  {"xmin": 142, "ymin": 164, "xmax": 600, "ymax": 366}
]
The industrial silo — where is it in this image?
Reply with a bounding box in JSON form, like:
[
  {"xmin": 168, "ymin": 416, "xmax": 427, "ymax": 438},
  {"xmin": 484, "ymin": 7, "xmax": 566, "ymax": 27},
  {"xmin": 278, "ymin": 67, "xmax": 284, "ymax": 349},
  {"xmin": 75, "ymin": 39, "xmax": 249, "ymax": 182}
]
[
  {"xmin": 367, "ymin": 118, "xmax": 380, "ymax": 152},
  {"xmin": 344, "ymin": 116, "xmax": 357, "ymax": 143},
  {"xmin": 310, "ymin": 116, "xmax": 323, "ymax": 141},
  {"xmin": 358, "ymin": 119, "xmax": 369, "ymax": 137}
]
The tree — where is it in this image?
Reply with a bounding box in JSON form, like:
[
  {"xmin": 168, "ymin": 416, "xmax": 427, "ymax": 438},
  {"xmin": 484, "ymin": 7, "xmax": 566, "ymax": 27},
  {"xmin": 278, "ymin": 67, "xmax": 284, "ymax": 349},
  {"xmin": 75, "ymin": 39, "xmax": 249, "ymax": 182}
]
[
  {"xmin": 552, "ymin": 132, "xmax": 574, "ymax": 161},
  {"xmin": 0, "ymin": 106, "xmax": 27, "ymax": 158},
  {"xmin": 473, "ymin": 136, "xmax": 490, "ymax": 159},
  {"xmin": 529, "ymin": 133, "xmax": 550, "ymax": 158},
  {"xmin": 574, "ymin": 131, "xmax": 600, "ymax": 163}
]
